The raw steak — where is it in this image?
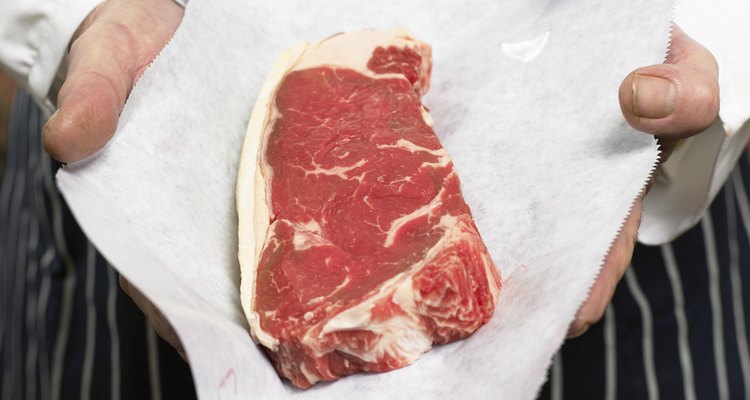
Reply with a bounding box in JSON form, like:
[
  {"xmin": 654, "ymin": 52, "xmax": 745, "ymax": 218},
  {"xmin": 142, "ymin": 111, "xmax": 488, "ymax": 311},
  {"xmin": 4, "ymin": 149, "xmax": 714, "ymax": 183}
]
[{"xmin": 237, "ymin": 29, "xmax": 501, "ymax": 389}]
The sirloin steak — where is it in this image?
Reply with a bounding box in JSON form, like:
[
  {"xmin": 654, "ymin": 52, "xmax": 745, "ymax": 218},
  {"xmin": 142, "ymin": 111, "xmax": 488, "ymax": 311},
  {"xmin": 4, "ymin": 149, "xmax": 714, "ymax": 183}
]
[{"xmin": 237, "ymin": 29, "xmax": 501, "ymax": 388}]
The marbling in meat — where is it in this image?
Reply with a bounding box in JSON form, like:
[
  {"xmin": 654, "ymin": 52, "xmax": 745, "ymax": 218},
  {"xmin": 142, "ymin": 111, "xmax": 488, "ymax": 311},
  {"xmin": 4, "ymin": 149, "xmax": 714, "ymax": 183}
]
[{"xmin": 237, "ymin": 29, "xmax": 501, "ymax": 389}]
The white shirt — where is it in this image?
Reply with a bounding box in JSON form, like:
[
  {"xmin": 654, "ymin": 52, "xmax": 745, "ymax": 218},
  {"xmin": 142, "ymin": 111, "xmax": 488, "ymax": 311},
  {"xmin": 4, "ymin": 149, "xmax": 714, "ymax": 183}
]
[
  {"xmin": 0, "ymin": 0, "xmax": 748, "ymax": 245},
  {"xmin": 0, "ymin": 0, "xmax": 102, "ymax": 114}
]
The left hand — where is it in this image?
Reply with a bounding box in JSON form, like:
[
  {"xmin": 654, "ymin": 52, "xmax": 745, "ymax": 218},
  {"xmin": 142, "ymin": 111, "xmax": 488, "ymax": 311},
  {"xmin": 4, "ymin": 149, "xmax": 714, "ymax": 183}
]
[
  {"xmin": 43, "ymin": 0, "xmax": 184, "ymax": 163},
  {"xmin": 44, "ymin": 0, "xmax": 187, "ymax": 355},
  {"xmin": 568, "ymin": 26, "xmax": 720, "ymax": 337}
]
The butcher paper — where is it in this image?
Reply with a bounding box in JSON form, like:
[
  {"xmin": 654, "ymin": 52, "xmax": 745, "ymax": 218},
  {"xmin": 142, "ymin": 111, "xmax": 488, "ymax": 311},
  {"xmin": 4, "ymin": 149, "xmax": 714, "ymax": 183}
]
[{"xmin": 56, "ymin": 0, "xmax": 673, "ymax": 398}]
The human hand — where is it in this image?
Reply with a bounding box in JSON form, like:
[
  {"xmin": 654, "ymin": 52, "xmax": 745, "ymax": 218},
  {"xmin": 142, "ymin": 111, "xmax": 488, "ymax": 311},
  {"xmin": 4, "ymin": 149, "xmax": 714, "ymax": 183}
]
[
  {"xmin": 42, "ymin": 0, "xmax": 184, "ymax": 163},
  {"xmin": 618, "ymin": 25, "xmax": 720, "ymax": 161},
  {"xmin": 45, "ymin": 0, "xmax": 185, "ymax": 352},
  {"xmin": 120, "ymin": 277, "xmax": 186, "ymax": 359},
  {"xmin": 568, "ymin": 26, "xmax": 720, "ymax": 337}
]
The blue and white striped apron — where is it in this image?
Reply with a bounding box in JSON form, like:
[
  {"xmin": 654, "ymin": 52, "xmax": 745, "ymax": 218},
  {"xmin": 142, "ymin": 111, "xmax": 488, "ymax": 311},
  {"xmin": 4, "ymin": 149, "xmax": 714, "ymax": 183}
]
[
  {"xmin": 3, "ymin": 88, "xmax": 750, "ymax": 399},
  {"xmin": 0, "ymin": 90, "xmax": 196, "ymax": 400},
  {"xmin": 540, "ymin": 148, "xmax": 750, "ymax": 399}
]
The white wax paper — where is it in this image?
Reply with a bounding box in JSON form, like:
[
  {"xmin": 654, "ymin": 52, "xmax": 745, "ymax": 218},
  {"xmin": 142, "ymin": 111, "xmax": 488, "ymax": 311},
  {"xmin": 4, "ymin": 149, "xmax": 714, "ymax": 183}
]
[{"xmin": 56, "ymin": 0, "xmax": 673, "ymax": 398}]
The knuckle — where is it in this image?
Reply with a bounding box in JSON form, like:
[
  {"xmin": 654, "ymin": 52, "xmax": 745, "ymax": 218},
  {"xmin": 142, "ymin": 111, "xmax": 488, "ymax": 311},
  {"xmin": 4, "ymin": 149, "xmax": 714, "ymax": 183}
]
[
  {"xmin": 689, "ymin": 77, "xmax": 720, "ymax": 128},
  {"xmin": 695, "ymin": 76, "xmax": 720, "ymax": 111},
  {"xmin": 672, "ymin": 71, "xmax": 720, "ymax": 135}
]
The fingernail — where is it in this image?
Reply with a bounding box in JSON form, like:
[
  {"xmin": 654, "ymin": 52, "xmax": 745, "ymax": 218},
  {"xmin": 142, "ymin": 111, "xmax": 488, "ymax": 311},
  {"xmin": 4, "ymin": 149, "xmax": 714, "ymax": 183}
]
[{"xmin": 632, "ymin": 73, "xmax": 676, "ymax": 119}]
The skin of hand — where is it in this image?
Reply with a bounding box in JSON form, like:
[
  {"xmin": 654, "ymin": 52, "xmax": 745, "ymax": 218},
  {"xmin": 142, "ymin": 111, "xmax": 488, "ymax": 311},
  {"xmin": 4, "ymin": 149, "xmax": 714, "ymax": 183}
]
[
  {"xmin": 42, "ymin": 1, "xmax": 718, "ymax": 348},
  {"xmin": 42, "ymin": 0, "xmax": 186, "ymax": 353},
  {"xmin": 567, "ymin": 26, "xmax": 720, "ymax": 337},
  {"xmin": 120, "ymin": 276, "xmax": 186, "ymax": 358},
  {"xmin": 42, "ymin": 0, "xmax": 184, "ymax": 163}
]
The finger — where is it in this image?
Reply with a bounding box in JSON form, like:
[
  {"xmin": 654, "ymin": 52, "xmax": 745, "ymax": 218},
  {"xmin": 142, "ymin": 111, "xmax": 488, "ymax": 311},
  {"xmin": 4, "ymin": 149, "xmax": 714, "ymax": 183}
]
[
  {"xmin": 619, "ymin": 26, "xmax": 719, "ymax": 138},
  {"xmin": 568, "ymin": 199, "xmax": 642, "ymax": 338},
  {"xmin": 43, "ymin": 21, "xmax": 137, "ymax": 163},
  {"xmin": 43, "ymin": 0, "xmax": 183, "ymax": 163},
  {"xmin": 119, "ymin": 276, "xmax": 186, "ymax": 358}
]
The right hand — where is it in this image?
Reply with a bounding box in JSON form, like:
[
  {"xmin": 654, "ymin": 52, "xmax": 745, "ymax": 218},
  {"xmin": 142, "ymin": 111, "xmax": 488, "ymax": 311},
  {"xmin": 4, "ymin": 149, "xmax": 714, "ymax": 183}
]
[
  {"xmin": 569, "ymin": 26, "xmax": 720, "ymax": 338},
  {"xmin": 617, "ymin": 25, "xmax": 720, "ymax": 162}
]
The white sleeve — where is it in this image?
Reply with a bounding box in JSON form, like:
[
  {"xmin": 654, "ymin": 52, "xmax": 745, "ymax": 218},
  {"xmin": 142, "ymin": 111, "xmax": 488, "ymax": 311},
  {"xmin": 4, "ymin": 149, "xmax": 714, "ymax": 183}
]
[
  {"xmin": 0, "ymin": 0, "xmax": 102, "ymax": 114},
  {"xmin": 639, "ymin": 0, "xmax": 750, "ymax": 245}
]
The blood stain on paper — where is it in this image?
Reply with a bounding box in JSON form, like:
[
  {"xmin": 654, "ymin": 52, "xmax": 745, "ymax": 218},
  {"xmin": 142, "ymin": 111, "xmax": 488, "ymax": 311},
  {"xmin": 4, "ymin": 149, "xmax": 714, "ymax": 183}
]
[{"xmin": 217, "ymin": 368, "xmax": 237, "ymax": 399}]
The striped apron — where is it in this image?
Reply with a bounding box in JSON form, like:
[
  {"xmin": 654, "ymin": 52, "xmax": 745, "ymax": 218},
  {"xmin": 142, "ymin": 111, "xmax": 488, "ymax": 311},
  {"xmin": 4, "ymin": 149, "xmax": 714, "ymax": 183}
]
[
  {"xmin": 0, "ymin": 90, "xmax": 196, "ymax": 400},
  {"xmin": 2, "ymin": 89, "xmax": 749, "ymax": 399},
  {"xmin": 540, "ymin": 148, "xmax": 750, "ymax": 399}
]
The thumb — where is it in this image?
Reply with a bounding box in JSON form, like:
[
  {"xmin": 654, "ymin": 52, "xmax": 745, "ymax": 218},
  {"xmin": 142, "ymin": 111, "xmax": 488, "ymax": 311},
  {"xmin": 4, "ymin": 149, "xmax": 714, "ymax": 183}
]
[
  {"xmin": 43, "ymin": 0, "xmax": 183, "ymax": 163},
  {"xmin": 619, "ymin": 25, "xmax": 719, "ymax": 138},
  {"xmin": 43, "ymin": 23, "xmax": 132, "ymax": 163}
]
